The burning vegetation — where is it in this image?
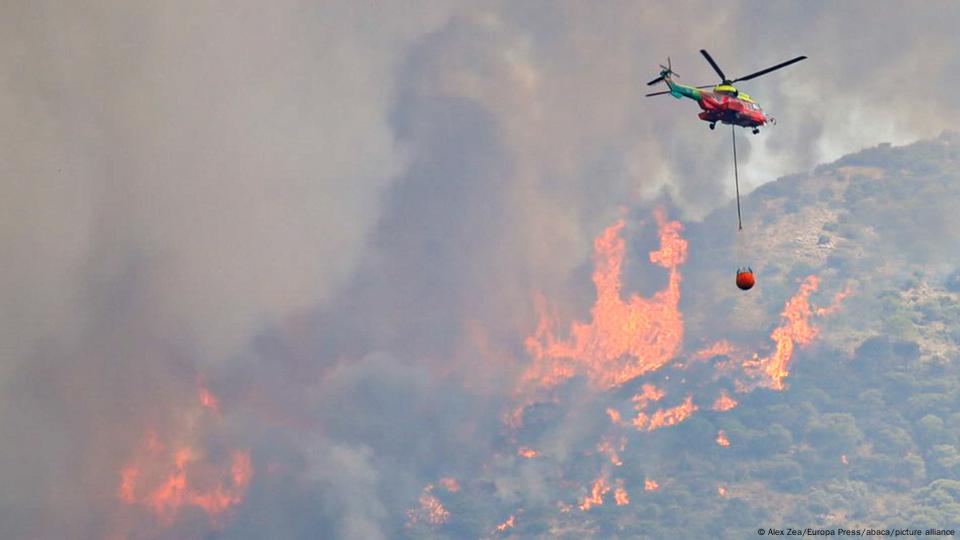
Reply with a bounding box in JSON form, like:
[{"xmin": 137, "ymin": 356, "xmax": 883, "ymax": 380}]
[
  {"xmin": 743, "ymin": 275, "xmax": 850, "ymax": 390},
  {"xmin": 111, "ymin": 208, "xmax": 850, "ymax": 537},
  {"xmin": 519, "ymin": 211, "xmax": 847, "ymax": 435},
  {"xmin": 523, "ymin": 209, "xmax": 687, "ymax": 390},
  {"xmin": 116, "ymin": 386, "xmax": 252, "ymax": 529},
  {"xmin": 517, "ymin": 446, "xmax": 539, "ymax": 459},
  {"xmin": 494, "ymin": 514, "xmax": 516, "ymax": 533},
  {"xmin": 614, "ymin": 479, "xmax": 630, "ymax": 506},
  {"xmin": 497, "ymin": 209, "xmax": 850, "ymax": 535},
  {"xmin": 406, "ymin": 484, "xmax": 452, "ymax": 527},
  {"xmin": 579, "ymin": 476, "xmax": 610, "ymax": 511},
  {"xmin": 716, "ymin": 430, "xmax": 731, "ymax": 448},
  {"xmin": 712, "ymin": 390, "xmax": 738, "ymax": 412}
]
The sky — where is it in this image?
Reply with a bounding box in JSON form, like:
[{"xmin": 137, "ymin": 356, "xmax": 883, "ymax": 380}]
[{"xmin": 1, "ymin": 1, "xmax": 958, "ymax": 538}]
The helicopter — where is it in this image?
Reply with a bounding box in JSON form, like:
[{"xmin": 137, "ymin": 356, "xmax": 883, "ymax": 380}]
[{"xmin": 646, "ymin": 49, "xmax": 806, "ymax": 134}]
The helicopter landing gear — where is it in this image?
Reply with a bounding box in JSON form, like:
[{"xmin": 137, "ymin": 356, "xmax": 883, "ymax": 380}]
[
  {"xmin": 752, "ymin": 128, "xmax": 760, "ymax": 134},
  {"xmin": 709, "ymin": 123, "xmax": 716, "ymax": 130}
]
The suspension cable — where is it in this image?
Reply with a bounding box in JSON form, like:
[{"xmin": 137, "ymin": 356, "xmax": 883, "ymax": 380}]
[{"xmin": 732, "ymin": 125, "xmax": 742, "ymax": 231}]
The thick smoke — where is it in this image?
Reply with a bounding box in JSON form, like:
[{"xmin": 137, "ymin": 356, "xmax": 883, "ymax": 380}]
[{"xmin": 1, "ymin": 1, "xmax": 957, "ymax": 538}]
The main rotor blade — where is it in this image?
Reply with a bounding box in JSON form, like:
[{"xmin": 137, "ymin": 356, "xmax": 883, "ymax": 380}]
[
  {"xmin": 695, "ymin": 84, "xmax": 715, "ymax": 89},
  {"xmin": 733, "ymin": 55, "xmax": 807, "ymax": 82},
  {"xmin": 647, "ymin": 76, "xmax": 665, "ymax": 86},
  {"xmin": 700, "ymin": 49, "xmax": 726, "ymax": 81},
  {"xmin": 645, "ymin": 90, "xmax": 671, "ymax": 97}
]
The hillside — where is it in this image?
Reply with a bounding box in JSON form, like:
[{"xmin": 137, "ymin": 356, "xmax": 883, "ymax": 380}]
[
  {"xmin": 687, "ymin": 132, "xmax": 960, "ymax": 358},
  {"xmin": 404, "ymin": 132, "xmax": 960, "ymax": 539}
]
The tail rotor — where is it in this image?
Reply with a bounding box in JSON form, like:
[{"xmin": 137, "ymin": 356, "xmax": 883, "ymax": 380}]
[{"xmin": 646, "ymin": 57, "xmax": 677, "ymax": 86}]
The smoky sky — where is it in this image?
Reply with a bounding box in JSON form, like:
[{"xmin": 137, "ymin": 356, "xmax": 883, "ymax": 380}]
[{"xmin": 1, "ymin": 1, "xmax": 958, "ymax": 538}]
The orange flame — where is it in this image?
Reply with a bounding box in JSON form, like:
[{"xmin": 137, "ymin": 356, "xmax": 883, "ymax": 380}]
[
  {"xmin": 737, "ymin": 276, "xmax": 850, "ymax": 390},
  {"xmin": 510, "ymin": 214, "xmax": 850, "ymax": 506},
  {"xmin": 117, "ymin": 384, "xmax": 251, "ymax": 528},
  {"xmin": 625, "ymin": 383, "xmax": 665, "ymax": 428},
  {"xmin": 517, "ymin": 446, "xmax": 538, "ymax": 459},
  {"xmin": 118, "ymin": 465, "xmax": 139, "ymax": 504},
  {"xmin": 816, "ymin": 285, "xmax": 854, "ymax": 317},
  {"xmin": 716, "ymin": 430, "xmax": 730, "ymax": 448},
  {"xmin": 693, "ymin": 340, "xmax": 733, "ymax": 361},
  {"xmin": 495, "ymin": 515, "xmax": 516, "ymax": 532},
  {"xmin": 746, "ymin": 276, "xmax": 822, "ymax": 390},
  {"xmin": 438, "ymin": 477, "xmax": 460, "ymax": 492},
  {"xmin": 579, "ymin": 476, "xmax": 610, "ymax": 511},
  {"xmin": 633, "ymin": 396, "xmax": 698, "ymax": 432},
  {"xmin": 632, "ymin": 383, "xmax": 666, "ymax": 409},
  {"xmin": 407, "ymin": 484, "xmax": 450, "ymax": 526},
  {"xmin": 597, "ymin": 437, "xmax": 625, "ymax": 467},
  {"xmin": 712, "ymin": 391, "xmax": 738, "ymax": 412},
  {"xmin": 524, "ymin": 210, "xmax": 687, "ymax": 390},
  {"xmin": 198, "ymin": 385, "xmax": 219, "ymax": 413},
  {"xmin": 144, "ymin": 447, "xmax": 193, "ymax": 519},
  {"xmin": 119, "ymin": 436, "xmax": 253, "ymax": 525},
  {"xmin": 420, "ymin": 494, "xmax": 449, "ymax": 525},
  {"xmin": 614, "ymin": 479, "xmax": 630, "ymax": 505}
]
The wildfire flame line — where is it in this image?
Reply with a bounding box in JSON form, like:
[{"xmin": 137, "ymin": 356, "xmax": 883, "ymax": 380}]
[
  {"xmin": 117, "ymin": 386, "xmax": 252, "ymax": 527},
  {"xmin": 511, "ymin": 212, "xmax": 852, "ymax": 522},
  {"xmin": 406, "ymin": 484, "xmax": 451, "ymax": 526},
  {"xmin": 579, "ymin": 475, "xmax": 610, "ymax": 511},
  {"xmin": 632, "ymin": 396, "xmax": 698, "ymax": 432},
  {"xmin": 693, "ymin": 340, "xmax": 734, "ymax": 361},
  {"xmin": 744, "ymin": 275, "xmax": 848, "ymax": 390},
  {"xmin": 524, "ymin": 209, "xmax": 687, "ymax": 390},
  {"xmin": 119, "ymin": 439, "xmax": 252, "ymax": 525},
  {"xmin": 520, "ymin": 213, "xmax": 850, "ymax": 438}
]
